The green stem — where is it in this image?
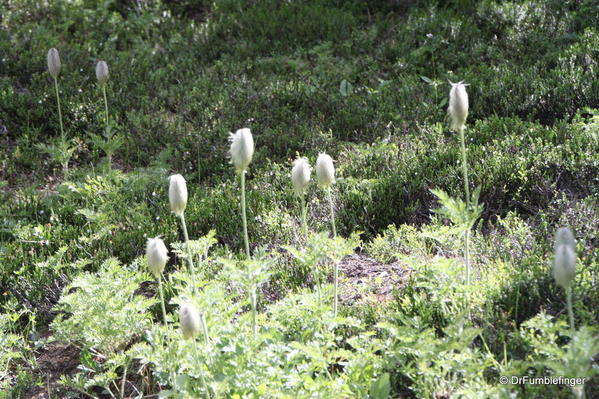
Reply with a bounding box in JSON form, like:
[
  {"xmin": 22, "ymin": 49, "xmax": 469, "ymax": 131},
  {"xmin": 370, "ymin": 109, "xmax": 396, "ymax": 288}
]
[
  {"xmin": 465, "ymin": 229, "xmax": 471, "ymax": 285},
  {"xmin": 158, "ymin": 275, "xmax": 167, "ymax": 324},
  {"xmin": 300, "ymin": 196, "xmax": 308, "ymax": 242},
  {"xmin": 102, "ymin": 84, "xmax": 111, "ymax": 170},
  {"xmin": 567, "ymin": 286, "xmax": 575, "ymax": 331},
  {"xmin": 333, "ymin": 262, "xmax": 339, "ymax": 317},
  {"xmin": 327, "ymin": 189, "xmax": 337, "ymax": 238},
  {"xmin": 180, "ymin": 214, "xmax": 198, "ymax": 295},
  {"xmin": 459, "ymin": 126, "xmax": 471, "ymax": 285},
  {"xmin": 54, "ymin": 77, "xmax": 65, "ymax": 143},
  {"xmin": 250, "ymin": 288, "xmax": 257, "ymax": 339},
  {"xmin": 240, "ymin": 172, "xmax": 250, "ymax": 258},
  {"xmin": 200, "ymin": 313, "xmax": 209, "ymax": 346}
]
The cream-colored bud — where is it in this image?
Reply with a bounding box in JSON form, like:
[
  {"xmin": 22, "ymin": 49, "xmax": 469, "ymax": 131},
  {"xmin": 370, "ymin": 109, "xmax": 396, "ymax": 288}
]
[
  {"xmin": 553, "ymin": 244, "xmax": 576, "ymax": 288},
  {"xmin": 47, "ymin": 48, "xmax": 61, "ymax": 78},
  {"xmin": 315, "ymin": 153, "xmax": 335, "ymax": 189},
  {"xmin": 229, "ymin": 128, "xmax": 254, "ymax": 173},
  {"xmin": 179, "ymin": 302, "xmax": 201, "ymax": 340},
  {"xmin": 146, "ymin": 237, "xmax": 168, "ymax": 278},
  {"xmin": 169, "ymin": 174, "xmax": 188, "ymax": 217},
  {"xmin": 554, "ymin": 227, "xmax": 576, "ymax": 253},
  {"xmin": 291, "ymin": 157, "xmax": 311, "ymax": 196},
  {"xmin": 96, "ymin": 60, "xmax": 109, "ymax": 85},
  {"xmin": 448, "ymin": 81, "xmax": 469, "ymax": 132}
]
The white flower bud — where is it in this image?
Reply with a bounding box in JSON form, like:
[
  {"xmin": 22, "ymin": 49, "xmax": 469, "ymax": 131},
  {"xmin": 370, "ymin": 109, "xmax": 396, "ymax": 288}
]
[
  {"xmin": 554, "ymin": 227, "xmax": 576, "ymax": 253},
  {"xmin": 553, "ymin": 244, "xmax": 576, "ymax": 288},
  {"xmin": 180, "ymin": 302, "xmax": 201, "ymax": 340},
  {"xmin": 229, "ymin": 128, "xmax": 254, "ymax": 173},
  {"xmin": 146, "ymin": 237, "xmax": 168, "ymax": 278},
  {"xmin": 169, "ymin": 174, "xmax": 188, "ymax": 217},
  {"xmin": 291, "ymin": 157, "xmax": 311, "ymax": 196},
  {"xmin": 47, "ymin": 48, "xmax": 61, "ymax": 78},
  {"xmin": 96, "ymin": 60, "xmax": 109, "ymax": 85},
  {"xmin": 315, "ymin": 153, "xmax": 335, "ymax": 189},
  {"xmin": 448, "ymin": 80, "xmax": 469, "ymax": 132}
]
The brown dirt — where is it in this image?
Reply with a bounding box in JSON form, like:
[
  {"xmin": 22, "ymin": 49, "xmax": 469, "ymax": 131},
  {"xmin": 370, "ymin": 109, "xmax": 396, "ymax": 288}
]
[
  {"xmin": 24, "ymin": 340, "xmax": 80, "ymax": 399},
  {"xmin": 339, "ymin": 254, "xmax": 412, "ymax": 304}
]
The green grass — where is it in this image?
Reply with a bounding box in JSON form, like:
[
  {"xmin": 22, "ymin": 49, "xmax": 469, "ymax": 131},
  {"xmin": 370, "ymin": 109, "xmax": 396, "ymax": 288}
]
[{"xmin": 0, "ymin": 0, "xmax": 598, "ymax": 397}]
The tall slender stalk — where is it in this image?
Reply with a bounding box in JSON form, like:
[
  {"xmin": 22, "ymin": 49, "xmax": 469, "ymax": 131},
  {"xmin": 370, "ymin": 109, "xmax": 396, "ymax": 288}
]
[
  {"xmin": 240, "ymin": 172, "xmax": 250, "ymax": 258},
  {"xmin": 101, "ymin": 84, "xmax": 112, "ymax": 170},
  {"xmin": 300, "ymin": 196, "xmax": 308, "ymax": 241},
  {"xmin": 327, "ymin": 189, "xmax": 337, "ymax": 238},
  {"xmin": 566, "ymin": 287, "xmax": 575, "ymax": 331},
  {"xmin": 180, "ymin": 214, "xmax": 198, "ymax": 295},
  {"xmin": 53, "ymin": 77, "xmax": 68, "ymax": 176},
  {"xmin": 333, "ymin": 262, "xmax": 339, "ymax": 317},
  {"xmin": 191, "ymin": 342, "xmax": 211, "ymax": 399},
  {"xmin": 250, "ymin": 288, "xmax": 257, "ymax": 339},
  {"xmin": 157, "ymin": 274, "xmax": 167, "ymax": 324},
  {"xmin": 459, "ymin": 126, "xmax": 471, "ymax": 285}
]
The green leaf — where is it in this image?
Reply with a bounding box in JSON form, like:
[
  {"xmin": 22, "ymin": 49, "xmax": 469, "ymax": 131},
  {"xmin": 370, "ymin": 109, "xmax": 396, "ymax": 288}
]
[
  {"xmin": 370, "ymin": 372, "xmax": 391, "ymax": 399},
  {"xmin": 340, "ymin": 79, "xmax": 353, "ymax": 97}
]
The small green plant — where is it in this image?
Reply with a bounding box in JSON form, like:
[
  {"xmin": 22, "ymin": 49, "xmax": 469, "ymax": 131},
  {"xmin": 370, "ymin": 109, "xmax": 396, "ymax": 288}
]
[
  {"xmin": 38, "ymin": 48, "xmax": 76, "ymax": 177},
  {"xmin": 89, "ymin": 60, "xmax": 123, "ymax": 171},
  {"xmin": 229, "ymin": 128, "xmax": 255, "ymax": 257}
]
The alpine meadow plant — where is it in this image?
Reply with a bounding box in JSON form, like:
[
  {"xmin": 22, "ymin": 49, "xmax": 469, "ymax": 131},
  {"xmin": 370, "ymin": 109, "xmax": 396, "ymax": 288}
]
[
  {"xmin": 91, "ymin": 60, "xmax": 123, "ymax": 171},
  {"xmin": 42, "ymin": 48, "xmax": 76, "ymax": 177},
  {"xmin": 291, "ymin": 157, "xmax": 311, "ymax": 241},
  {"xmin": 553, "ymin": 227, "xmax": 577, "ymax": 330},
  {"xmin": 448, "ymin": 80, "xmax": 473, "ymax": 284},
  {"xmin": 229, "ymin": 128, "xmax": 254, "ymax": 257},
  {"xmin": 169, "ymin": 174, "xmax": 199, "ymax": 293},
  {"xmin": 179, "ymin": 302, "xmax": 210, "ymax": 398},
  {"xmin": 146, "ymin": 237, "xmax": 168, "ymax": 323},
  {"xmin": 316, "ymin": 153, "xmax": 336, "ymax": 237}
]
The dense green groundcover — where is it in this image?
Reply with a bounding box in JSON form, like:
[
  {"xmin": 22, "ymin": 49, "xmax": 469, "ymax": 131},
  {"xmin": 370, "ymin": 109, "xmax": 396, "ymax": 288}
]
[{"xmin": 1, "ymin": 0, "xmax": 598, "ymax": 397}]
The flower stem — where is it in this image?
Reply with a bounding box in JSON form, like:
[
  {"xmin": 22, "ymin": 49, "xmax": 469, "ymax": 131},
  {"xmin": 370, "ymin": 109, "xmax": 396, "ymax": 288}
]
[
  {"xmin": 333, "ymin": 262, "xmax": 339, "ymax": 317},
  {"xmin": 102, "ymin": 84, "xmax": 111, "ymax": 170},
  {"xmin": 157, "ymin": 275, "xmax": 167, "ymax": 324},
  {"xmin": 300, "ymin": 196, "xmax": 308, "ymax": 242},
  {"xmin": 459, "ymin": 126, "xmax": 471, "ymax": 285},
  {"xmin": 53, "ymin": 77, "xmax": 69, "ymax": 176},
  {"xmin": 240, "ymin": 172, "xmax": 250, "ymax": 258},
  {"xmin": 180, "ymin": 214, "xmax": 198, "ymax": 295},
  {"xmin": 191, "ymin": 341, "xmax": 210, "ymax": 399},
  {"xmin": 200, "ymin": 313, "xmax": 209, "ymax": 346},
  {"xmin": 327, "ymin": 189, "xmax": 337, "ymax": 238},
  {"xmin": 567, "ymin": 286, "xmax": 575, "ymax": 331},
  {"xmin": 250, "ymin": 288, "xmax": 257, "ymax": 339}
]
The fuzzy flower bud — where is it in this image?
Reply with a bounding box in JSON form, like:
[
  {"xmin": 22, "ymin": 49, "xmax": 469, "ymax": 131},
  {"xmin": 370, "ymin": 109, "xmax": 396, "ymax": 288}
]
[
  {"xmin": 169, "ymin": 174, "xmax": 188, "ymax": 217},
  {"xmin": 291, "ymin": 157, "xmax": 311, "ymax": 196},
  {"xmin": 448, "ymin": 80, "xmax": 469, "ymax": 132},
  {"xmin": 315, "ymin": 153, "xmax": 335, "ymax": 189},
  {"xmin": 554, "ymin": 227, "xmax": 576, "ymax": 253},
  {"xmin": 96, "ymin": 60, "xmax": 109, "ymax": 85},
  {"xmin": 180, "ymin": 302, "xmax": 201, "ymax": 340},
  {"xmin": 553, "ymin": 244, "xmax": 576, "ymax": 289},
  {"xmin": 47, "ymin": 48, "xmax": 61, "ymax": 78},
  {"xmin": 146, "ymin": 237, "xmax": 168, "ymax": 278},
  {"xmin": 229, "ymin": 128, "xmax": 254, "ymax": 173}
]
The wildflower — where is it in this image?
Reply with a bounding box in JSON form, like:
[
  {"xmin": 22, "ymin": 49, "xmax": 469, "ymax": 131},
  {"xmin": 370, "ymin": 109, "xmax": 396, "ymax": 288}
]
[
  {"xmin": 146, "ymin": 237, "xmax": 168, "ymax": 278},
  {"xmin": 315, "ymin": 153, "xmax": 335, "ymax": 189},
  {"xmin": 96, "ymin": 60, "xmax": 109, "ymax": 85},
  {"xmin": 291, "ymin": 157, "xmax": 311, "ymax": 196},
  {"xmin": 47, "ymin": 48, "xmax": 61, "ymax": 78},
  {"xmin": 229, "ymin": 128, "xmax": 254, "ymax": 173},
  {"xmin": 553, "ymin": 227, "xmax": 577, "ymax": 289},
  {"xmin": 180, "ymin": 302, "xmax": 201, "ymax": 340},
  {"xmin": 169, "ymin": 174, "xmax": 188, "ymax": 217},
  {"xmin": 448, "ymin": 81, "xmax": 469, "ymax": 132}
]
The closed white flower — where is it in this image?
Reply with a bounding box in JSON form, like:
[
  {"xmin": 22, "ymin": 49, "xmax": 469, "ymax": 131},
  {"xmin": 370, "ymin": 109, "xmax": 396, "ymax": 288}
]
[
  {"xmin": 180, "ymin": 302, "xmax": 201, "ymax": 340},
  {"xmin": 96, "ymin": 60, "xmax": 109, "ymax": 85},
  {"xmin": 146, "ymin": 237, "xmax": 168, "ymax": 278},
  {"xmin": 553, "ymin": 244, "xmax": 576, "ymax": 288},
  {"xmin": 315, "ymin": 153, "xmax": 335, "ymax": 189},
  {"xmin": 448, "ymin": 81, "xmax": 469, "ymax": 132},
  {"xmin": 47, "ymin": 48, "xmax": 61, "ymax": 78},
  {"xmin": 169, "ymin": 174, "xmax": 188, "ymax": 217},
  {"xmin": 291, "ymin": 157, "xmax": 311, "ymax": 196},
  {"xmin": 554, "ymin": 227, "xmax": 576, "ymax": 253},
  {"xmin": 229, "ymin": 128, "xmax": 254, "ymax": 173}
]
